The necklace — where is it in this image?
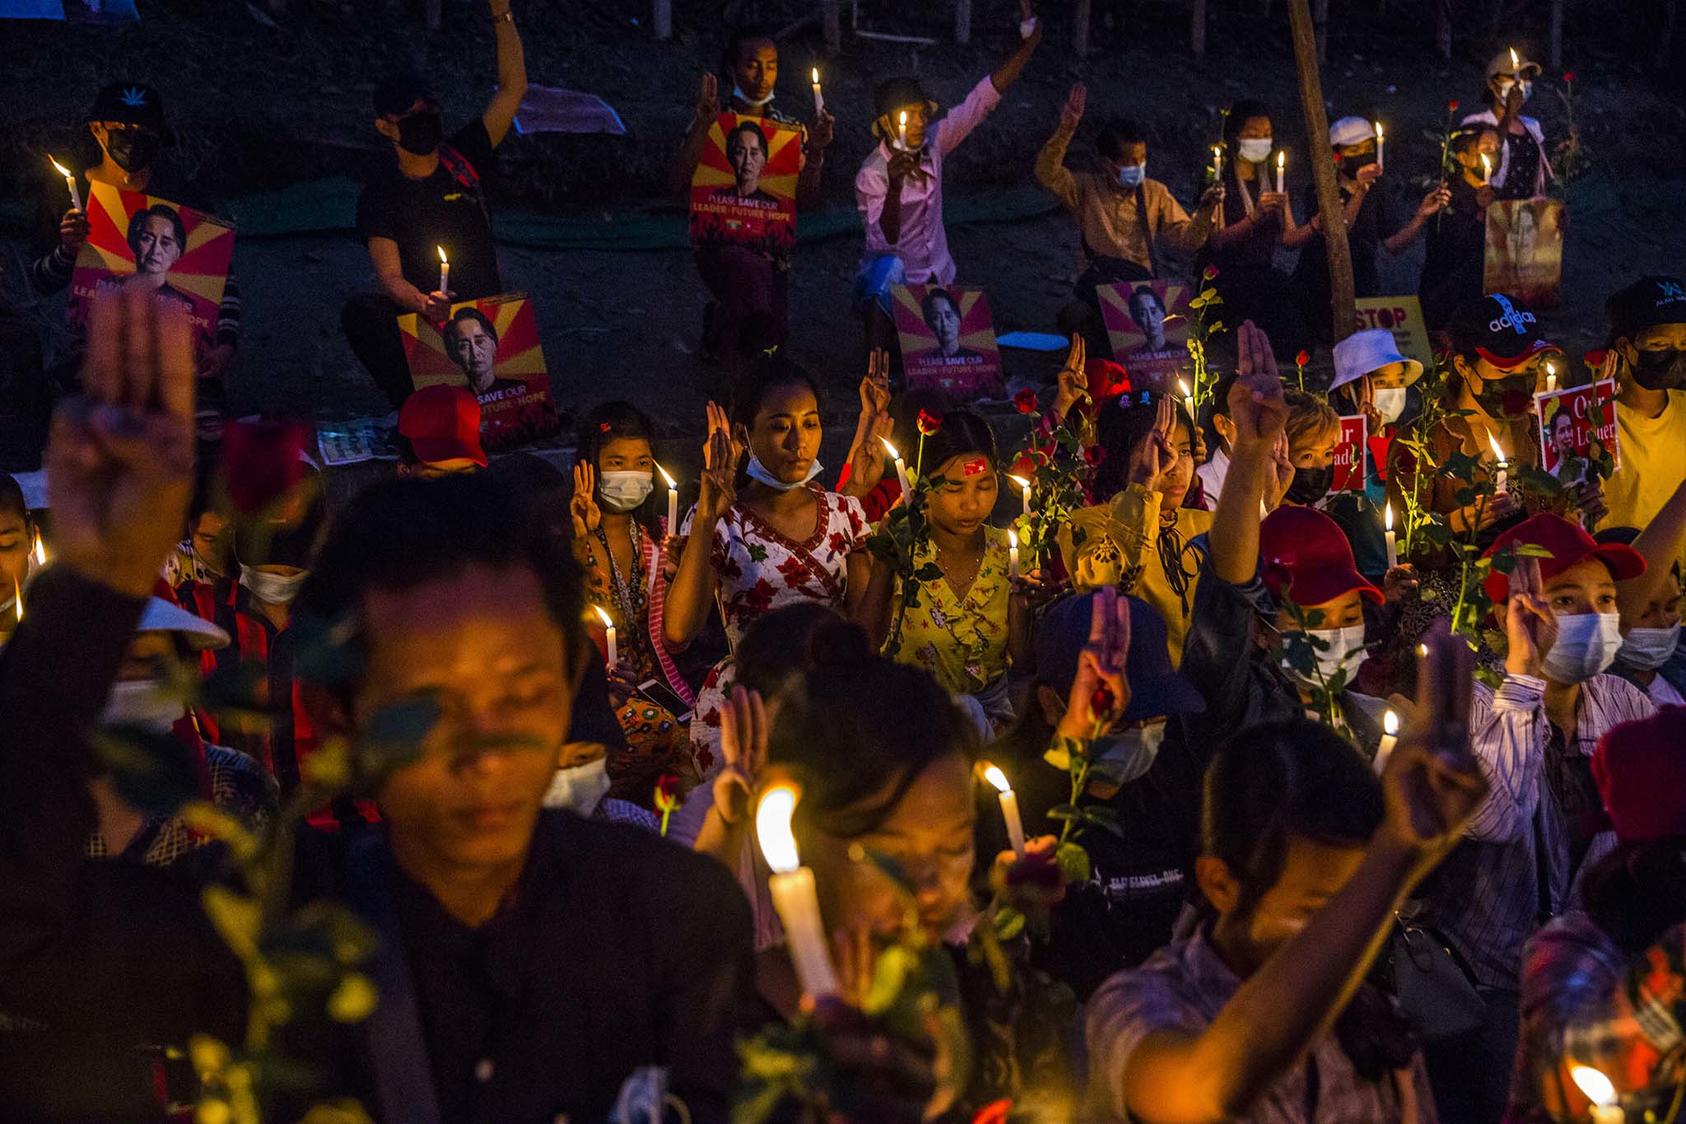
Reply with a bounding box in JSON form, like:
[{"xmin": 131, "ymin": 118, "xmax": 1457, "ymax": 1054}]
[{"xmin": 594, "ymin": 521, "xmax": 647, "ymax": 650}]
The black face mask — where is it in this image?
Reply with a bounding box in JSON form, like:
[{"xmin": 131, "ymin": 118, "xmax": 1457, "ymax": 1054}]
[
  {"xmin": 1284, "ymin": 465, "xmax": 1333, "ymax": 506},
  {"xmin": 395, "ymin": 111, "xmax": 443, "ymax": 156},
  {"xmin": 1630, "ymin": 346, "xmax": 1686, "ymax": 392},
  {"xmin": 1342, "ymin": 152, "xmax": 1377, "ymax": 174},
  {"xmin": 105, "ymin": 130, "xmax": 161, "ymax": 174}
]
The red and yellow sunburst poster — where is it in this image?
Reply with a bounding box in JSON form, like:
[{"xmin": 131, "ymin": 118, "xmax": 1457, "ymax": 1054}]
[
  {"xmin": 398, "ymin": 292, "xmax": 560, "ymax": 453},
  {"xmin": 1097, "ymin": 280, "xmax": 1194, "ymax": 394},
  {"xmin": 890, "ymin": 284, "xmax": 1004, "ymax": 401},
  {"xmin": 689, "ymin": 112, "xmax": 800, "ymax": 255},
  {"xmin": 69, "ymin": 181, "xmax": 235, "ymax": 355}
]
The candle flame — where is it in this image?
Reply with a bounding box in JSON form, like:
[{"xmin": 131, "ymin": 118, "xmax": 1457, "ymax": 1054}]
[
  {"xmin": 1007, "ymin": 528, "xmax": 1018, "ymax": 549},
  {"xmin": 436, "ymin": 245, "xmax": 448, "ymax": 264},
  {"xmin": 1417, "ymin": 642, "xmax": 1429, "ymax": 657},
  {"xmin": 11, "ymin": 576, "xmax": 20, "ymax": 622},
  {"xmin": 655, "ymin": 462, "xmax": 677, "ymax": 489},
  {"xmin": 1383, "ymin": 709, "xmax": 1399, "ymax": 736},
  {"xmin": 1009, "ymin": 474, "xmax": 1031, "ymax": 489},
  {"xmin": 812, "ymin": 67, "xmax": 819, "ymax": 83},
  {"xmin": 879, "ymin": 436, "xmax": 901, "ymax": 460},
  {"xmin": 1509, "ymin": 47, "xmax": 1520, "ymax": 72},
  {"xmin": 898, "ymin": 110, "xmax": 908, "ymax": 126},
  {"xmin": 1385, "ymin": 500, "xmax": 1394, "ymax": 532},
  {"xmin": 32, "ymin": 533, "xmax": 45, "ymax": 567},
  {"xmin": 981, "ymin": 763, "xmax": 1012, "ymax": 794},
  {"xmin": 1570, "ymin": 1066, "xmax": 1617, "ymax": 1109},
  {"xmin": 1480, "ymin": 153, "xmax": 1492, "ymax": 179},
  {"xmin": 756, "ymin": 784, "xmax": 802, "ymax": 873},
  {"xmin": 1177, "ymin": 378, "xmax": 1193, "ymax": 398},
  {"xmin": 592, "ymin": 604, "xmax": 613, "ymax": 628},
  {"xmin": 49, "ymin": 156, "xmax": 72, "ymax": 178},
  {"xmin": 1486, "ymin": 432, "xmax": 1507, "ymax": 463},
  {"xmin": 1375, "ymin": 120, "xmax": 1384, "ymax": 141},
  {"xmin": 1277, "ymin": 150, "xmax": 1286, "ymax": 169}
]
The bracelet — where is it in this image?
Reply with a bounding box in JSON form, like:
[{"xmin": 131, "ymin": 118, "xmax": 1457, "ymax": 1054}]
[{"xmin": 492, "ymin": 7, "xmax": 514, "ymax": 22}]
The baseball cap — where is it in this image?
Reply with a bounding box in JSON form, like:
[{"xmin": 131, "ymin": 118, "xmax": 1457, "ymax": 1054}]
[
  {"xmin": 1331, "ymin": 329, "xmax": 1423, "ymax": 391},
  {"xmin": 1592, "ymin": 708, "xmax": 1686, "ymax": 844},
  {"xmin": 1605, "ymin": 276, "xmax": 1686, "ymax": 342},
  {"xmin": 1448, "ymin": 293, "xmax": 1557, "ymax": 370},
  {"xmin": 1260, "ymin": 505, "xmax": 1384, "ymax": 607},
  {"xmin": 1485, "ymin": 48, "xmax": 1543, "ymax": 80},
  {"xmin": 1480, "ymin": 512, "xmax": 1645, "ymax": 609},
  {"xmin": 399, "ymin": 384, "xmax": 488, "ymax": 468},
  {"xmin": 1328, "ymin": 116, "xmax": 1376, "ymax": 148},
  {"xmin": 138, "ymin": 596, "xmax": 229, "ymax": 651},
  {"xmin": 87, "ymin": 82, "xmax": 169, "ymax": 135},
  {"xmin": 1033, "ymin": 592, "xmax": 1205, "ymax": 722},
  {"xmin": 373, "ymin": 70, "xmax": 438, "ymax": 117}
]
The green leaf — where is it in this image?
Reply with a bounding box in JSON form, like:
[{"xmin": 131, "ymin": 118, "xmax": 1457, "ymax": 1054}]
[
  {"xmin": 1055, "ymin": 841, "xmax": 1091, "ymax": 884},
  {"xmin": 993, "ymin": 905, "xmax": 1027, "ymax": 942}
]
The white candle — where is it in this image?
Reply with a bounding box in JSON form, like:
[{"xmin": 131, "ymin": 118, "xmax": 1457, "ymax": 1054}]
[
  {"xmin": 593, "ymin": 604, "xmax": 617, "ymax": 667},
  {"xmin": 1480, "ymin": 153, "xmax": 1492, "ymax": 186},
  {"xmin": 1007, "ymin": 528, "xmax": 1020, "ymax": 581},
  {"xmin": 657, "ymin": 462, "xmax": 679, "ymax": 532},
  {"xmin": 982, "ymin": 764, "xmax": 1026, "ymax": 857},
  {"xmin": 897, "ymin": 110, "xmax": 908, "ymax": 150},
  {"xmin": 1374, "ymin": 710, "xmax": 1399, "ymax": 774},
  {"xmin": 810, "ymin": 67, "xmax": 824, "ymax": 118},
  {"xmin": 436, "ymin": 245, "xmax": 449, "ymax": 296},
  {"xmin": 880, "ymin": 436, "xmax": 911, "ymax": 497},
  {"xmin": 1275, "ymin": 149, "xmax": 1286, "ymax": 194},
  {"xmin": 1570, "ymin": 1066, "xmax": 1623, "ymax": 1124},
  {"xmin": 1210, "ymin": 144, "xmax": 1223, "ymax": 181},
  {"xmin": 1178, "ymin": 377, "xmax": 1196, "ymax": 421},
  {"xmin": 1384, "ymin": 501, "xmax": 1398, "ymax": 570},
  {"xmin": 757, "ymin": 785, "xmax": 840, "ymax": 1000},
  {"xmin": 1374, "ymin": 121, "xmax": 1385, "ymax": 174},
  {"xmin": 1487, "ymin": 432, "xmax": 1509, "ymax": 495},
  {"xmin": 1009, "ymin": 474, "xmax": 1033, "ymax": 519},
  {"xmin": 31, "ymin": 531, "xmax": 46, "ymax": 569},
  {"xmin": 49, "ymin": 157, "xmax": 82, "ymax": 213},
  {"xmin": 1544, "ymin": 360, "xmax": 1557, "ymax": 393},
  {"xmin": 1508, "ymin": 47, "xmax": 1521, "ymax": 73}
]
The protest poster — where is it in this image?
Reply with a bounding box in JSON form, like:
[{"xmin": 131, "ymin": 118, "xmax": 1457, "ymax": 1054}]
[
  {"xmin": 69, "ymin": 182, "xmax": 235, "ymax": 356},
  {"xmin": 398, "ymin": 293, "xmax": 561, "ymax": 454},
  {"xmin": 689, "ymin": 112, "xmax": 800, "ymax": 256},
  {"xmin": 1535, "ymin": 379, "xmax": 1619, "ymax": 487},
  {"xmin": 1484, "ymin": 197, "xmax": 1565, "ymax": 308},
  {"xmin": 316, "ymin": 418, "xmax": 401, "ymax": 467},
  {"xmin": 1331, "ymin": 415, "xmax": 1369, "ymax": 494},
  {"xmin": 1097, "ymin": 280, "xmax": 1193, "ymax": 393},
  {"xmin": 890, "ymin": 284, "xmax": 1005, "ymax": 400},
  {"xmin": 1353, "ymin": 296, "xmax": 1434, "ymax": 373}
]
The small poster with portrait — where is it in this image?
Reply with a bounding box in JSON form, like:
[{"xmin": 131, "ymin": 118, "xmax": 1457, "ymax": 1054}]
[
  {"xmin": 1535, "ymin": 379, "xmax": 1619, "ymax": 487},
  {"xmin": 68, "ymin": 182, "xmax": 235, "ymax": 356},
  {"xmin": 1331, "ymin": 415, "xmax": 1369, "ymax": 494},
  {"xmin": 890, "ymin": 284, "xmax": 1005, "ymax": 400},
  {"xmin": 398, "ymin": 292, "xmax": 561, "ymax": 454},
  {"xmin": 1097, "ymin": 280, "xmax": 1194, "ymax": 393},
  {"xmin": 1353, "ymin": 296, "xmax": 1435, "ymax": 374},
  {"xmin": 689, "ymin": 112, "xmax": 800, "ymax": 256},
  {"xmin": 1484, "ymin": 197, "xmax": 1565, "ymax": 309}
]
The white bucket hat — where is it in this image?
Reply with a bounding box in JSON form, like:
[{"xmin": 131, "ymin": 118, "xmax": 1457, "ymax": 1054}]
[{"xmin": 1331, "ymin": 329, "xmax": 1424, "ymax": 392}]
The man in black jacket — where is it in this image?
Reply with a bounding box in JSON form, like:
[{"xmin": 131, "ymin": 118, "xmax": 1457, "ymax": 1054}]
[{"xmin": 0, "ymin": 287, "xmax": 753, "ymax": 1122}]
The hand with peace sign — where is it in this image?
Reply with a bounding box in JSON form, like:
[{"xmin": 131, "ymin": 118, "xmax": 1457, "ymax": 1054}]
[
  {"xmin": 1127, "ymin": 393, "xmax": 1182, "ymax": 497},
  {"xmin": 712, "ymin": 685, "xmax": 767, "ymax": 826},
  {"xmin": 1056, "ymin": 585, "xmax": 1131, "ymax": 740},
  {"xmin": 1052, "ymin": 334, "xmax": 1090, "ymax": 423},
  {"xmin": 1228, "ymin": 320, "xmax": 1289, "ymax": 453},
  {"xmin": 696, "ymin": 400, "xmax": 740, "ymax": 523},
  {"xmin": 1503, "ymin": 555, "xmax": 1558, "ymax": 679},
  {"xmin": 1379, "ymin": 623, "xmax": 1487, "ymax": 864},
  {"xmin": 569, "ymin": 461, "xmax": 602, "ymax": 539}
]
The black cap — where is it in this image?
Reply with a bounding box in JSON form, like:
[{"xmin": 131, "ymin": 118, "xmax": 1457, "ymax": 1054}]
[
  {"xmin": 1447, "ymin": 293, "xmax": 1555, "ymax": 370},
  {"xmin": 873, "ymin": 77, "xmax": 931, "ymax": 121},
  {"xmin": 1606, "ymin": 276, "xmax": 1686, "ymax": 342},
  {"xmin": 1033, "ymin": 592, "xmax": 1205, "ymax": 722},
  {"xmin": 87, "ymin": 82, "xmax": 167, "ymax": 131},
  {"xmin": 373, "ymin": 70, "xmax": 437, "ymax": 118}
]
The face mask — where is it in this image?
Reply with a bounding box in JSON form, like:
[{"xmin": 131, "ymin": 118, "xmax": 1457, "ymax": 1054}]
[
  {"xmin": 395, "ymin": 110, "xmax": 443, "ymax": 156},
  {"xmin": 1118, "ymin": 163, "xmax": 1147, "ymax": 188},
  {"xmin": 1238, "ymin": 138, "xmax": 1274, "ymax": 164},
  {"xmin": 102, "ymin": 679, "xmax": 183, "ymax": 733},
  {"xmin": 1630, "ymin": 347, "xmax": 1686, "ymax": 392},
  {"xmin": 745, "ymin": 454, "xmax": 822, "ymax": 491},
  {"xmin": 1342, "ymin": 152, "xmax": 1377, "ymax": 173},
  {"xmin": 1280, "ymin": 624, "xmax": 1368, "ymax": 692},
  {"xmin": 1468, "ymin": 371, "xmax": 1535, "ymax": 419},
  {"xmin": 105, "ymin": 130, "xmax": 161, "ymax": 174},
  {"xmin": 543, "ymin": 755, "xmax": 612, "ymax": 816},
  {"xmin": 1541, "ymin": 612, "xmax": 1623, "ymax": 683},
  {"xmin": 731, "ymin": 84, "xmax": 775, "ymax": 108},
  {"xmin": 1284, "ymin": 465, "xmax": 1333, "ymax": 506},
  {"xmin": 598, "ymin": 470, "xmax": 655, "ymax": 512},
  {"xmin": 1095, "ymin": 720, "xmax": 1167, "ymax": 785},
  {"xmin": 239, "ymin": 564, "xmax": 308, "ymax": 606},
  {"xmin": 1617, "ymin": 622, "xmax": 1681, "ymax": 671},
  {"xmin": 1372, "ymin": 386, "xmax": 1408, "ymax": 425}
]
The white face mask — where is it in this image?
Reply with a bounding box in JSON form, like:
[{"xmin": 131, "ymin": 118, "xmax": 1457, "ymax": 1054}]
[
  {"xmin": 1617, "ymin": 622, "xmax": 1681, "ymax": 672},
  {"xmin": 1280, "ymin": 624, "xmax": 1368, "ymax": 692},
  {"xmin": 1095, "ymin": 719, "xmax": 1167, "ymax": 785},
  {"xmin": 598, "ymin": 470, "xmax": 655, "ymax": 512},
  {"xmin": 1541, "ymin": 612, "xmax": 1624, "ymax": 683},
  {"xmin": 1118, "ymin": 163, "xmax": 1147, "ymax": 188},
  {"xmin": 102, "ymin": 679, "xmax": 183, "ymax": 733},
  {"xmin": 1238, "ymin": 137, "xmax": 1274, "ymax": 164},
  {"xmin": 1496, "ymin": 77, "xmax": 1533, "ymax": 102},
  {"xmin": 1372, "ymin": 386, "xmax": 1408, "ymax": 425},
  {"xmin": 543, "ymin": 755, "xmax": 612, "ymax": 816},
  {"xmin": 731, "ymin": 84, "xmax": 775, "ymax": 108},
  {"xmin": 239, "ymin": 564, "xmax": 308, "ymax": 606},
  {"xmin": 745, "ymin": 454, "xmax": 823, "ymax": 491}
]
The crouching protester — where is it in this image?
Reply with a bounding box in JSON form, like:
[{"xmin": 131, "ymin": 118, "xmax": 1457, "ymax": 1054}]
[{"xmin": 0, "ymin": 290, "xmax": 752, "ymax": 1121}]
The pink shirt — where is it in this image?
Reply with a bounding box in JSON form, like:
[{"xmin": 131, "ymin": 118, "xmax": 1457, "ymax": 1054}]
[{"xmin": 854, "ymin": 76, "xmax": 1003, "ymax": 285}]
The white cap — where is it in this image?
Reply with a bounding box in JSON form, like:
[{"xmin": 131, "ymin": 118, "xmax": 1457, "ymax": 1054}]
[
  {"xmin": 1486, "ymin": 48, "xmax": 1541, "ymax": 80},
  {"xmin": 1329, "ymin": 116, "xmax": 1376, "ymax": 148},
  {"xmin": 1331, "ymin": 329, "xmax": 1424, "ymax": 391},
  {"xmin": 139, "ymin": 596, "xmax": 230, "ymax": 651}
]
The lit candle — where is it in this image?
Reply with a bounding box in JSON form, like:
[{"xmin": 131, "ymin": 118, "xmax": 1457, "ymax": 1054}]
[
  {"xmin": 810, "ymin": 67, "xmax": 824, "ymax": 118},
  {"xmin": 49, "ymin": 156, "xmax": 82, "ymax": 213},
  {"xmin": 897, "ymin": 110, "xmax": 908, "ymax": 150},
  {"xmin": 1570, "ymin": 1066, "xmax": 1623, "ymax": 1124},
  {"xmin": 11, "ymin": 576, "xmax": 21, "ymax": 622},
  {"xmin": 1275, "ymin": 149, "xmax": 1286, "ymax": 194},
  {"xmin": 1009, "ymin": 474, "xmax": 1033, "ymax": 519},
  {"xmin": 880, "ymin": 436, "xmax": 911, "ymax": 497},
  {"xmin": 1509, "ymin": 47, "xmax": 1521, "ymax": 73},
  {"xmin": 1210, "ymin": 144, "xmax": 1223, "ymax": 181},
  {"xmin": 1487, "ymin": 432, "xmax": 1509, "ymax": 495},
  {"xmin": 1544, "ymin": 360, "xmax": 1557, "ymax": 393},
  {"xmin": 1480, "ymin": 153, "xmax": 1492, "ymax": 186},
  {"xmin": 1374, "ymin": 121, "xmax": 1385, "ymax": 174},
  {"xmin": 436, "ymin": 245, "xmax": 449, "ymax": 296},
  {"xmin": 1177, "ymin": 377, "xmax": 1196, "ymax": 421},
  {"xmin": 982, "ymin": 763, "xmax": 1026, "ymax": 857},
  {"xmin": 657, "ymin": 462, "xmax": 679, "ymax": 532},
  {"xmin": 1007, "ymin": 528, "xmax": 1020, "ymax": 581},
  {"xmin": 1374, "ymin": 709, "xmax": 1399, "ymax": 773},
  {"xmin": 592, "ymin": 604, "xmax": 617, "ymax": 667},
  {"xmin": 1384, "ymin": 501, "xmax": 1398, "ymax": 569},
  {"xmin": 757, "ymin": 784, "xmax": 840, "ymax": 1000},
  {"xmin": 31, "ymin": 531, "xmax": 46, "ymax": 569}
]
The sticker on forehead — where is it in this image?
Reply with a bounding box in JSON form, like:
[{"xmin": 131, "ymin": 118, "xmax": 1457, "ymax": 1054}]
[{"xmin": 962, "ymin": 456, "xmax": 988, "ymax": 476}]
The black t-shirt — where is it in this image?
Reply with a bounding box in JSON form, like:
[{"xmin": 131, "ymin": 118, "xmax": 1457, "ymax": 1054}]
[
  {"xmin": 1420, "ymin": 177, "xmax": 1488, "ymax": 327},
  {"xmin": 356, "ymin": 120, "xmax": 502, "ymax": 300},
  {"xmin": 1291, "ymin": 178, "xmax": 1404, "ymax": 302}
]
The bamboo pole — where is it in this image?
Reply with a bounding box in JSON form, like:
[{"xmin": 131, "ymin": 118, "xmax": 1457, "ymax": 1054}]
[{"xmin": 1286, "ymin": 0, "xmax": 1355, "ymax": 343}]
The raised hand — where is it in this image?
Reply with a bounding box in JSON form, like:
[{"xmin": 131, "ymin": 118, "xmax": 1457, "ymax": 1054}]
[
  {"xmin": 859, "ymin": 348, "xmax": 892, "ymax": 419},
  {"xmin": 1128, "ymin": 394, "xmax": 1180, "ymax": 495},
  {"xmin": 695, "ymin": 72, "xmax": 721, "ymax": 123},
  {"xmin": 1229, "ymin": 319, "xmax": 1288, "ymax": 450},
  {"xmin": 713, "ymin": 686, "xmax": 767, "ymax": 825},
  {"xmin": 809, "ymin": 109, "xmax": 836, "ymax": 151},
  {"xmin": 1052, "ymin": 333, "xmax": 1089, "ymax": 421},
  {"xmin": 59, "ymin": 207, "xmax": 89, "ymax": 253},
  {"xmin": 1264, "ymin": 430, "xmax": 1296, "ymax": 510},
  {"xmin": 1418, "ymin": 183, "xmax": 1453, "ymax": 218},
  {"xmin": 1503, "ymin": 556, "xmax": 1558, "ymax": 678},
  {"xmin": 1060, "ymin": 83, "xmax": 1087, "ymax": 131},
  {"xmin": 1380, "ymin": 624, "xmax": 1487, "ymax": 862},
  {"xmin": 48, "ymin": 287, "xmax": 195, "ymax": 599},
  {"xmin": 1056, "ymin": 585, "xmax": 1131, "ymax": 739},
  {"xmin": 570, "ymin": 461, "xmax": 602, "ymax": 538},
  {"xmin": 696, "ymin": 400, "xmax": 739, "ymax": 521}
]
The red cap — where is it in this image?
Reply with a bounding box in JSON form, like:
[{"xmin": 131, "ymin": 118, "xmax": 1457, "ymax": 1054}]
[
  {"xmin": 1480, "ymin": 512, "xmax": 1644, "ymax": 609},
  {"xmin": 1593, "ymin": 708, "xmax": 1686, "ymax": 843},
  {"xmin": 1259, "ymin": 505, "xmax": 1383, "ymax": 607},
  {"xmin": 398, "ymin": 385, "xmax": 487, "ymax": 468}
]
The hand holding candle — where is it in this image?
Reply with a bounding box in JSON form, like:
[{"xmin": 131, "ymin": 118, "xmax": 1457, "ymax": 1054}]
[
  {"xmin": 982, "ymin": 763, "xmax": 1026, "ymax": 857},
  {"xmin": 757, "ymin": 784, "xmax": 840, "ymax": 1000},
  {"xmin": 592, "ymin": 604, "xmax": 618, "ymax": 666},
  {"xmin": 49, "ymin": 156, "xmax": 82, "ymax": 213}
]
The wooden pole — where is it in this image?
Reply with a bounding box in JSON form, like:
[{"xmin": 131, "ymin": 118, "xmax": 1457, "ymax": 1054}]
[
  {"xmin": 1286, "ymin": 0, "xmax": 1355, "ymax": 343},
  {"xmin": 1191, "ymin": 0, "xmax": 1207, "ymax": 56},
  {"xmin": 1074, "ymin": 0, "xmax": 1093, "ymax": 56},
  {"xmin": 955, "ymin": 0, "xmax": 972, "ymax": 44}
]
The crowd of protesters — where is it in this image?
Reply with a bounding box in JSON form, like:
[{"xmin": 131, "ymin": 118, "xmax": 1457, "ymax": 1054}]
[{"xmin": 2, "ymin": 2, "xmax": 1685, "ymax": 1122}]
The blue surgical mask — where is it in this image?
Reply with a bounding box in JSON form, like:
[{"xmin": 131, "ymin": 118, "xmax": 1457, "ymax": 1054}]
[
  {"xmin": 598, "ymin": 470, "xmax": 654, "ymax": 512},
  {"xmin": 1118, "ymin": 163, "xmax": 1147, "ymax": 188},
  {"xmin": 1541, "ymin": 612, "xmax": 1623, "ymax": 683},
  {"xmin": 745, "ymin": 454, "xmax": 822, "ymax": 491},
  {"xmin": 732, "ymin": 85, "xmax": 775, "ymax": 108},
  {"xmin": 1616, "ymin": 622, "xmax": 1680, "ymax": 672}
]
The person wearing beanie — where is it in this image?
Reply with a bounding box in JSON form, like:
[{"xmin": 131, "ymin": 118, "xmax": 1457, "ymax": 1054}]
[{"xmin": 1601, "ymin": 276, "xmax": 1686, "ymax": 543}]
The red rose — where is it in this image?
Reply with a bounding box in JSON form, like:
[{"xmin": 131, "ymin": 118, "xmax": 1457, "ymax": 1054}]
[
  {"xmin": 1201, "ymin": 264, "xmax": 1220, "ymax": 281},
  {"xmin": 1012, "ymin": 388, "xmax": 1039, "ymax": 415},
  {"xmin": 1562, "ymin": 71, "xmax": 1576, "ymax": 83},
  {"xmin": 1009, "ymin": 453, "xmax": 1037, "ymax": 478},
  {"xmin": 1447, "ymin": 99, "xmax": 1460, "ymax": 113},
  {"xmin": 1295, "ymin": 349, "xmax": 1310, "ymax": 368},
  {"xmin": 916, "ymin": 408, "xmax": 944, "ymax": 436},
  {"xmin": 971, "ymin": 1100, "xmax": 1014, "ymax": 1124},
  {"xmin": 222, "ymin": 419, "xmax": 309, "ymax": 515},
  {"xmin": 654, "ymin": 772, "xmax": 681, "ymax": 809},
  {"xmin": 1090, "ymin": 681, "xmax": 1116, "ymax": 718}
]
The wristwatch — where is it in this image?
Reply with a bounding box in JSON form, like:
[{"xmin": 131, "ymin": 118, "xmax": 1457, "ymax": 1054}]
[{"xmin": 492, "ymin": 6, "xmax": 514, "ymax": 22}]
